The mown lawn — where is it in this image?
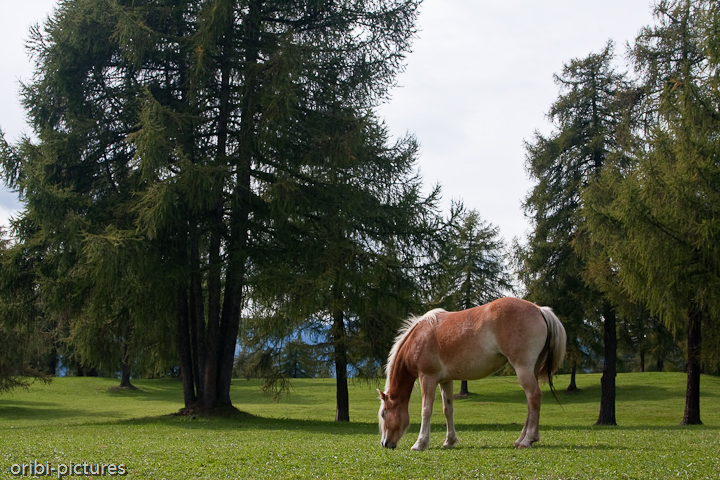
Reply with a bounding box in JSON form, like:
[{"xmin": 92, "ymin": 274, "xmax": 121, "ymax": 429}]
[{"xmin": 1, "ymin": 372, "xmax": 719, "ymax": 479}]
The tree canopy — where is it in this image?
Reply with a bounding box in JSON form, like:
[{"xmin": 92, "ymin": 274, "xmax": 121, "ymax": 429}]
[{"xmin": 0, "ymin": 0, "xmax": 426, "ymax": 413}]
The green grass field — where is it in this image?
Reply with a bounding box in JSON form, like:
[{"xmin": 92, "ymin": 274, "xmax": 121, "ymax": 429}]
[{"xmin": 1, "ymin": 372, "xmax": 719, "ymax": 479}]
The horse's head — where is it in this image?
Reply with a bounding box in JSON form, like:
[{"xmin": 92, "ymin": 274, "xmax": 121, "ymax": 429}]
[{"xmin": 377, "ymin": 389, "xmax": 409, "ymax": 449}]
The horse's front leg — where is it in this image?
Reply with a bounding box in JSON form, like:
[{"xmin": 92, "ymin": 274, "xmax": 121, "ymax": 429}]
[
  {"xmin": 440, "ymin": 381, "xmax": 459, "ymax": 448},
  {"xmin": 411, "ymin": 375, "xmax": 437, "ymax": 451}
]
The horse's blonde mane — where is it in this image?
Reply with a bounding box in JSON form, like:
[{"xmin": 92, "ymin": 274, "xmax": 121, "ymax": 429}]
[{"xmin": 384, "ymin": 308, "xmax": 445, "ymax": 392}]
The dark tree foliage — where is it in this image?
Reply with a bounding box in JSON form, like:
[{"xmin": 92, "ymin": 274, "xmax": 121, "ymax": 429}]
[
  {"xmin": 0, "ymin": 0, "xmax": 421, "ymax": 411},
  {"xmin": 583, "ymin": 0, "xmax": 720, "ymax": 426},
  {"xmin": 617, "ymin": 307, "xmax": 681, "ymax": 373},
  {"xmin": 0, "ymin": 227, "xmax": 54, "ymax": 392},
  {"xmin": 432, "ymin": 207, "xmax": 513, "ymax": 396},
  {"xmin": 434, "ymin": 208, "xmax": 513, "ymax": 311},
  {"xmin": 519, "ymin": 42, "xmax": 629, "ymax": 422},
  {"xmin": 247, "ymin": 107, "xmax": 441, "ymax": 420}
]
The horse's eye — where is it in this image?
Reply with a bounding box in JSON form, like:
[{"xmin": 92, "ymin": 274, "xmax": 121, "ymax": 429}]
[{"xmin": 381, "ymin": 410, "xmax": 386, "ymax": 418}]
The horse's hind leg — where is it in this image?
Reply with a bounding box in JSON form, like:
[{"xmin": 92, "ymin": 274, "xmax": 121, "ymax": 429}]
[
  {"xmin": 514, "ymin": 366, "xmax": 542, "ymax": 448},
  {"xmin": 440, "ymin": 381, "xmax": 459, "ymax": 448},
  {"xmin": 411, "ymin": 375, "xmax": 437, "ymax": 451}
]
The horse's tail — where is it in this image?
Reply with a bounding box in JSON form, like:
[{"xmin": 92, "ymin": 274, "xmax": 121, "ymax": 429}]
[{"xmin": 538, "ymin": 306, "xmax": 567, "ymax": 403}]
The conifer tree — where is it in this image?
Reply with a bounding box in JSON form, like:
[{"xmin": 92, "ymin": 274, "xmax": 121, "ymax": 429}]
[
  {"xmin": 0, "ymin": 228, "xmax": 52, "ymax": 393},
  {"xmin": 583, "ymin": 0, "xmax": 720, "ymax": 425},
  {"xmin": 520, "ymin": 42, "xmax": 629, "ymax": 424},
  {"xmin": 0, "ymin": 0, "xmax": 421, "ymax": 412},
  {"xmin": 433, "ymin": 208, "xmax": 513, "ymax": 396},
  {"xmin": 249, "ymin": 107, "xmax": 440, "ymax": 421},
  {"xmin": 436, "ymin": 209, "xmax": 513, "ymax": 311}
]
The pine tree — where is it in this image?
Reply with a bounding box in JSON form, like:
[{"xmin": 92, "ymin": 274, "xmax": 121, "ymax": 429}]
[
  {"xmin": 433, "ymin": 208, "xmax": 513, "ymax": 396},
  {"xmin": 520, "ymin": 42, "xmax": 629, "ymax": 424},
  {"xmin": 0, "ymin": 227, "xmax": 52, "ymax": 393},
  {"xmin": 583, "ymin": 0, "xmax": 720, "ymax": 425},
  {"xmin": 436, "ymin": 208, "xmax": 513, "ymax": 311},
  {"xmin": 249, "ymin": 108, "xmax": 440, "ymax": 421},
  {"xmin": 0, "ymin": 0, "xmax": 421, "ymax": 412}
]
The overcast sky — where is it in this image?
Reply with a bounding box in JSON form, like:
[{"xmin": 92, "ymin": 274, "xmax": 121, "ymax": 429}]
[{"xmin": 0, "ymin": 1, "xmax": 656, "ymax": 242}]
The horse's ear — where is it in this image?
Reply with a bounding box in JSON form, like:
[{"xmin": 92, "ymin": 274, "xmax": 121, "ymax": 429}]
[{"xmin": 377, "ymin": 389, "xmax": 387, "ymax": 401}]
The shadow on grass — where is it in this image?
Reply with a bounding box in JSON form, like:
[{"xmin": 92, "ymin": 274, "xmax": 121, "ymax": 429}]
[
  {"xmin": 0, "ymin": 403, "xmax": 129, "ymax": 423},
  {"xmin": 0, "ymin": 399, "xmax": 59, "ymax": 408},
  {"xmin": 104, "ymin": 380, "xmax": 184, "ymax": 400},
  {"xmin": 103, "ymin": 412, "xmax": 720, "ymax": 438},
  {"xmin": 456, "ymin": 443, "xmax": 631, "ymax": 451},
  {"xmin": 104, "ymin": 380, "xmax": 323, "ymax": 406},
  {"xmin": 453, "ymin": 422, "xmax": 719, "ymax": 432},
  {"xmin": 456, "ymin": 383, "xmax": 713, "ymax": 405}
]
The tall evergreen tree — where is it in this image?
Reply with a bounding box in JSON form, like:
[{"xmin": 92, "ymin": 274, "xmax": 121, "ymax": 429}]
[
  {"xmin": 0, "ymin": 227, "xmax": 52, "ymax": 393},
  {"xmin": 433, "ymin": 208, "xmax": 513, "ymax": 396},
  {"xmin": 583, "ymin": 0, "xmax": 720, "ymax": 425},
  {"xmin": 0, "ymin": 0, "xmax": 421, "ymax": 412},
  {"xmin": 435, "ymin": 208, "xmax": 513, "ymax": 311},
  {"xmin": 250, "ymin": 107, "xmax": 440, "ymax": 421},
  {"xmin": 520, "ymin": 42, "xmax": 629, "ymax": 424}
]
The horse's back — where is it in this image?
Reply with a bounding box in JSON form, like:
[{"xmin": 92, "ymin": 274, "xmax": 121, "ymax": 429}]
[{"xmin": 419, "ymin": 298, "xmax": 548, "ymax": 381}]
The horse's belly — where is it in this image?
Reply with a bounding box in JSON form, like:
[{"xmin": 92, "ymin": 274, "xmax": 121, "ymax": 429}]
[{"xmin": 440, "ymin": 350, "xmax": 508, "ymax": 381}]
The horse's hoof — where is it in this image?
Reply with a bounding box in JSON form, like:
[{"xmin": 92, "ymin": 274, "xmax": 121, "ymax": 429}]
[
  {"xmin": 442, "ymin": 437, "xmax": 459, "ymax": 448},
  {"xmin": 411, "ymin": 442, "xmax": 428, "ymax": 451}
]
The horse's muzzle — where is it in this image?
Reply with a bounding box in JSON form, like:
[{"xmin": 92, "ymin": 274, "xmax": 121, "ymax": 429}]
[{"xmin": 381, "ymin": 440, "xmax": 396, "ymax": 449}]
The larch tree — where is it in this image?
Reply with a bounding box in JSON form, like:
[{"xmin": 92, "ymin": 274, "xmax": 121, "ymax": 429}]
[
  {"xmin": 0, "ymin": 227, "xmax": 53, "ymax": 393},
  {"xmin": 583, "ymin": 0, "xmax": 720, "ymax": 425},
  {"xmin": 248, "ymin": 107, "xmax": 441, "ymax": 421},
  {"xmin": 0, "ymin": 0, "xmax": 172, "ymax": 387},
  {"xmin": 520, "ymin": 41, "xmax": 630, "ymax": 424},
  {"xmin": 434, "ymin": 207, "xmax": 513, "ymax": 396},
  {"xmin": 0, "ymin": 0, "xmax": 422, "ymax": 413}
]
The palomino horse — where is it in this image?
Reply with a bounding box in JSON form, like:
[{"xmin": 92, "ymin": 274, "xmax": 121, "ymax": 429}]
[{"xmin": 377, "ymin": 297, "xmax": 566, "ymax": 450}]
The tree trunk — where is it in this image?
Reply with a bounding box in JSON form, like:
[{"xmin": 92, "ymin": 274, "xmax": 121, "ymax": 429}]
[
  {"xmin": 119, "ymin": 353, "xmax": 133, "ymax": 388},
  {"xmin": 177, "ymin": 284, "xmax": 196, "ymax": 407},
  {"xmin": 596, "ymin": 302, "xmax": 617, "ymax": 425},
  {"xmin": 656, "ymin": 356, "xmax": 664, "ymax": 372},
  {"xmin": 189, "ymin": 227, "xmax": 206, "ymax": 404},
  {"xmin": 332, "ymin": 307, "xmax": 350, "ymax": 422},
  {"xmin": 203, "ymin": 220, "xmax": 222, "ymax": 410},
  {"xmin": 215, "ymin": 0, "xmax": 261, "ymax": 409},
  {"xmin": 217, "ymin": 243, "xmax": 245, "ymax": 407},
  {"xmin": 204, "ymin": 5, "xmax": 234, "ymax": 411},
  {"xmin": 567, "ymin": 360, "xmax": 578, "ymax": 392},
  {"xmin": 680, "ymin": 304, "xmax": 702, "ymax": 425},
  {"xmin": 119, "ymin": 327, "xmax": 134, "ymax": 389},
  {"xmin": 639, "ymin": 350, "xmax": 645, "ymax": 373},
  {"xmin": 46, "ymin": 348, "xmax": 58, "ymax": 376},
  {"xmin": 459, "ymin": 380, "xmax": 470, "ymax": 396}
]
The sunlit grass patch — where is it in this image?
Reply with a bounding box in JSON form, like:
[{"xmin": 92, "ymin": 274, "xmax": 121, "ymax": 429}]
[{"xmin": 1, "ymin": 372, "xmax": 719, "ymax": 478}]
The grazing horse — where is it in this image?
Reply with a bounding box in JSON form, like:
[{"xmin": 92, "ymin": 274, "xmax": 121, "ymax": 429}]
[{"xmin": 377, "ymin": 297, "xmax": 566, "ymax": 450}]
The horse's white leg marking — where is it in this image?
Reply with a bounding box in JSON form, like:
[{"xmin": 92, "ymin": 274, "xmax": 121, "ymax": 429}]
[
  {"xmin": 440, "ymin": 381, "xmax": 459, "ymax": 448},
  {"xmin": 411, "ymin": 375, "xmax": 437, "ymax": 451},
  {"xmin": 514, "ymin": 366, "xmax": 542, "ymax": 448}
]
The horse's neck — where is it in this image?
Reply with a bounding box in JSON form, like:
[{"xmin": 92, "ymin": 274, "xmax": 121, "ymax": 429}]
[{"xmin": 387, "ymin": 357, "xmax": 416, "ymax": 404}]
